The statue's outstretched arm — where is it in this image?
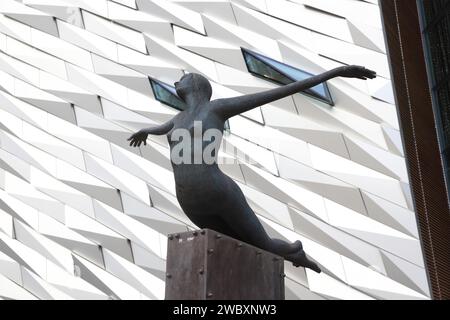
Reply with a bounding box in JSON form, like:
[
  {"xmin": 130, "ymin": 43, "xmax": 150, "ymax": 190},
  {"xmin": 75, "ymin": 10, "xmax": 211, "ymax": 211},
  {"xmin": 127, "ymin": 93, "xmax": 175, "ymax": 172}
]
[
  {"xmin": 213, "ymin": 65, "xmax": 376, "ymax": 120},
  {"xmin": 128, "ymin": 119, "xmax": 174, "ymax": 147}
]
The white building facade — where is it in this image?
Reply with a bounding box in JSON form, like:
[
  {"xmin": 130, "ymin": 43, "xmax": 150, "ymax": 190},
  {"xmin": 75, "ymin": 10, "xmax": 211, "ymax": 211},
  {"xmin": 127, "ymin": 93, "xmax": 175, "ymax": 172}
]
[{"xmin": 0, "ymin": 0, "xmax": 430, "ymax": 299}]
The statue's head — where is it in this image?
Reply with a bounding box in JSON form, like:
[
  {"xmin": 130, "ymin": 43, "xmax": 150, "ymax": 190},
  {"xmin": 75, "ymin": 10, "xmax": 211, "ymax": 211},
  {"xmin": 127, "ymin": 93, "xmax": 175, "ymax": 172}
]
[{"xmin": 174, "ymin": 73, "xmax": 212, "ymax": 104}]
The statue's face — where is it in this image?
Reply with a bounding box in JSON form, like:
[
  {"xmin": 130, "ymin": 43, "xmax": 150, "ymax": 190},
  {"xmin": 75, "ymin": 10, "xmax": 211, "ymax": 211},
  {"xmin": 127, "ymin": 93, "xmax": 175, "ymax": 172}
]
[
  {"xmin": 174, "ymin": 73, "xmax": 212, "ymax": 103},
  {"xmin": 174, "ymin": 74, "xmax": 192, "ymax": 100}
]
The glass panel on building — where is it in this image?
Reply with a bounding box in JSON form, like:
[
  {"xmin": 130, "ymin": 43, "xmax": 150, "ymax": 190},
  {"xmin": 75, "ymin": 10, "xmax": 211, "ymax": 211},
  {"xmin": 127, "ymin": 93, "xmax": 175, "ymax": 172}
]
[
  {"xmin": 150, "ymin": 78, "xmax": 187, "ymax": 111},
  {"xmin": 418, "ymin": 0, "xmax": 450, "ymax": 193},
  {"xmin": 242, "ymin": 48, "xmax": 333, "ymax": 105}
]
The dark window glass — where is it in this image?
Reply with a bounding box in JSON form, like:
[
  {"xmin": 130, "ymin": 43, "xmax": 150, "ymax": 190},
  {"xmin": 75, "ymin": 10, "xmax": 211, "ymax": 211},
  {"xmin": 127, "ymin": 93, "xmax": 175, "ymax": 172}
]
[
  {"xmin": 149, "ymin": 78, "xmax": 230, "ymax": 131},
  {"xmin": 418, "ymin": 0, "xmax": 450, "ymax": 188},
  {"xmin": 150, "ymin": 78, "xmax": 187, "ymax": 111},
  {"xmin": 436, "ymin": 82, "xmax": 450, "ymax": 146},
  {"xmin": 242, "ymin": 48, "xmax": 333, "ymax": 105}
]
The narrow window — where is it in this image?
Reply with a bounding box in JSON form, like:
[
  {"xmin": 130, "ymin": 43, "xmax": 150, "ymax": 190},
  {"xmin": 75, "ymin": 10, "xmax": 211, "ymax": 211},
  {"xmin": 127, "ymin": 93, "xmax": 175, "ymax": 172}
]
[
  {"xmin": 417, "ymin": 0, "xmax": 450, "ymax": 195},
  {"xmin": 242, "ymin": 48, "xmax": 333, "ymax": 105},
  {"xmin": 150, "ymin": 78, "xmax": 187, "ymax": 111}
]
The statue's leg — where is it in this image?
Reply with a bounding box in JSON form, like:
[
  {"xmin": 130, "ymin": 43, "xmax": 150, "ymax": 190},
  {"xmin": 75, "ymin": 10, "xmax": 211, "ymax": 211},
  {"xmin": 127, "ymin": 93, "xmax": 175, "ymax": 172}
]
[
  {"xmin": 218, "ymin": 202, "xmax": 302, "ymax": 256},
  {"xmin": 187, "ymin": 212, "xmax": 301, "ymax": 256},
  {"xmin": 206, "ymin": 175, "xmax": 318, "ymax": 271},
  {"xmin": 270, "ymin": 239, "xmax": 303, "ymax": 255},
  {"xmin": 190, "ymin": 209, "xmax": 321, "ymax": 272},
  {"xmin": 213, "ymin": 177, "xmax": 302, "ymax": 255},
  {"xmin": 223, "ymin": 206, "xmax": 320, "ymax": 272}
]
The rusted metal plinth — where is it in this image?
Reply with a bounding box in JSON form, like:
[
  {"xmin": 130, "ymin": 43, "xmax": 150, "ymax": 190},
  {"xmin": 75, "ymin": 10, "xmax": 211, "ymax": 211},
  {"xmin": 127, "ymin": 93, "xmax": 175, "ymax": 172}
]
[{"xmin": 165, "ymin": 229, "xmax": 285, "ymax": 300}]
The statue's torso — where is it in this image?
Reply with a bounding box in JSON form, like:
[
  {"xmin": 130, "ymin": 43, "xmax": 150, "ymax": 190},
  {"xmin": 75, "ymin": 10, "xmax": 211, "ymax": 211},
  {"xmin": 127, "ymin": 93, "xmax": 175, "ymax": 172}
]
[{"xmin": 166, "ymin": 105, "xmax": 227, "ymax": 196}]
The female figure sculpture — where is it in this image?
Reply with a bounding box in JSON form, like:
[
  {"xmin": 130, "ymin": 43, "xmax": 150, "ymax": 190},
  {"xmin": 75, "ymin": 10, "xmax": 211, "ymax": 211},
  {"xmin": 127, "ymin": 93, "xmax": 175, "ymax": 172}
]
[{"xmin": 128, "ymin": 65, "xmax": 377, "ymax": 272}]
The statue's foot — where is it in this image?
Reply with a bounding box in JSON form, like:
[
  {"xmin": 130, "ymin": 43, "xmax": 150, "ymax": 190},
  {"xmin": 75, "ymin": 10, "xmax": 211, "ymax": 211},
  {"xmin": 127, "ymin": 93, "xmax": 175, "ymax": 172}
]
[
  {"xmin": 286, "ymin": 240, "xmax": 303, "ymax": 254},
  {"xmin": 289, "ymin": 250, "xmax": 321, "ymax": 273}
]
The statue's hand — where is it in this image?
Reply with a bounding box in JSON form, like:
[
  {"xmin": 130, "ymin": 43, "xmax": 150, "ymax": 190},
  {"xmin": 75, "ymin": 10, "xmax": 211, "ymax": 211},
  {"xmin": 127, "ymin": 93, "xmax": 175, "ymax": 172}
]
[
  {"xmin": 127, "ymin": 129, "xmax": 148, "ymax": 147},
  {"xmin": 337, "ymin": 65, "xmax": 377, "ymax": 80}
]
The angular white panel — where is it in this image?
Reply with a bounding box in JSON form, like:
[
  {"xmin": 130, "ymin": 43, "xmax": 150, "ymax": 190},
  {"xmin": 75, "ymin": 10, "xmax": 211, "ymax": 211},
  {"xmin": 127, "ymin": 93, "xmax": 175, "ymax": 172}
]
[
  {"xmin": 57, "ymin": 20, "xmax": 119, "ymax": 61},
  {"xmin": 0, "ymin": 0, "xmax": 58, "ymax": 37},
  {"xmin": 136, "ymin": 0, "xmax": 204, "ymax": 34},
  {"xmin": 0, "ymin": 273, "xmax": 38, "ymax": 300},
  {"xmin": 5, "ymin": 36, "xmax": 67, "ymax": 80},
  {"xmin": 30, "ymin": 28, "xmax": 94, "ymax": 71},
  {"xmin": 103, "ymin": 249, "xmax": 165, "ymax": 299},
  {"xmin": 82, "ymin": 11, "xmax": 147, "ymax": 54}
]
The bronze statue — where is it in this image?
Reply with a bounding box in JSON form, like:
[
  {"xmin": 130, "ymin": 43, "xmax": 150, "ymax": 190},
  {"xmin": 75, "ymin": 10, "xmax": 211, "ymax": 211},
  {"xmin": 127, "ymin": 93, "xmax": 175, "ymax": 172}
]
[{"xmin": 128, "ymin": 65, "xmax": 377, "ymax": 273}]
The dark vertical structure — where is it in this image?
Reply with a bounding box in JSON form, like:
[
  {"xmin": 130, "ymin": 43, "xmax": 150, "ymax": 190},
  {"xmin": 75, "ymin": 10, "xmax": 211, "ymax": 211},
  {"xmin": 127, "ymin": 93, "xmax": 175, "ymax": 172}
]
[{"xmin": 380, "ymin": 0, "xmax": 450, "ymax": 299}]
